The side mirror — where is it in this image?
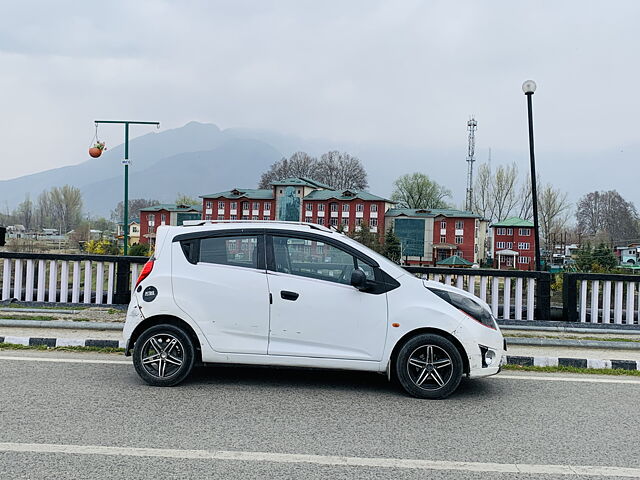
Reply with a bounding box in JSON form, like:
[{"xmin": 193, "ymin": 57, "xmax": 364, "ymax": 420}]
[{"xmin": 350, "ymin": 268, "xmax": 367, "ymax": 290}]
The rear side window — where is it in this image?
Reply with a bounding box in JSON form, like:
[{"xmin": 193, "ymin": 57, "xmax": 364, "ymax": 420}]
[{"xmin": 199, "ymin": 235, "xmax": 263, "ymax": 269}]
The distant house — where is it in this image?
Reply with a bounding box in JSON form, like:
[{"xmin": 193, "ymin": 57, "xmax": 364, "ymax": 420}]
[
  {"xmin": 116, "ymin": 219, "xmax": 141, "ymax": 247},
  {"xmin": 139, "ymin": 204, "xmax": 202, "ymax": 246},
  {"xmin": 384, "ymin": 208, "xmax": 488, "ymax": 266},
  {"xmin": 491, "ymin": 217, "xmax": 535, "ymax": 270}
]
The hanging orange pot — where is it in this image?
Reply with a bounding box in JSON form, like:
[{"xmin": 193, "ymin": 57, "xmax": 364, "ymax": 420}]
[{"xmin": 89, "ymin": 147, "xmax": 102, "ymax": 158}]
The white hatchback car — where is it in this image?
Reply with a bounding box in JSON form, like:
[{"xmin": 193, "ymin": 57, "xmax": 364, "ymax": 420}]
[{"xmin": 124, "ymin": 221, "xmax": 505, "ymax": 399}]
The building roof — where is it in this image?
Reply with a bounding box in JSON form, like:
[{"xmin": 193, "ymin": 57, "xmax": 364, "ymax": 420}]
[
  {"xmin": 491, "ymin": 217, "xmax": 534, "ymax": 228},
  {"xmin": 436, "ymin": 255, "xmax": 474, "ymax": 266},
  {"xmin": 303, "ymin": 189, "xmax": 392, "ymax": 202},
  {"xmin": 386, "ymin": 208, "xmax": 479, "ymax": 218},
  {"xmin": 495, "ymin": 249, "xmax": 519, "ymax": 256},
  {"xmin": 140, "ymin": 203, "xmax": 202, "ymax": 213},
  {"xmin": 270, "ymin": 177, "xmax": 333, "ymax": 189},
  {"xmin": 200, "ymin": 189, "xmax": 274, "ymax": 200}
]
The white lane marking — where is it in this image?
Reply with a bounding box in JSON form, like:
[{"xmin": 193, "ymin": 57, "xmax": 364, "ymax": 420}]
[
  {"xmin": 497, "ymin": 374, "xmax": 640, "ymax": 385},
  {"xmin": 0, "ymin": 355, "xmax": 130, "ymax": 365},
  {"xmin": 0, "ymin": 442, "xmax": 638, "ymax": 477}
]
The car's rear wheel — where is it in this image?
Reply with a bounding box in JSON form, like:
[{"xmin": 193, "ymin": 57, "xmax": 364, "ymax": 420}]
[
  {"xmin": 395, "ymin": 333, "xmax": 463, "ymax": 399},
  {"xmin": 133, "ymin": 324, "xmax": 195, "ymax": 386}
]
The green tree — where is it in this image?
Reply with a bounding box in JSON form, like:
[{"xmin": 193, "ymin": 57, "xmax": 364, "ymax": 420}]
[
  {"xmin": 592, "ymin": 243, "xmax": 617, "ymax": 271},
  {"xmin": 383, "ymin": 227, "xmax": 401, "ymax": 263},
  {"xmin": 575, "ymin": 244, "xmax": 593, "ymax": 271},
  {"xmin": 129, "ymin": 242, "xmax": 151, "ymax": 257},
  {"xmin": 175, "ymin": 193, "xmax": 199, "ymax": 206},
  {"xmin": 391, "ymin": 173, "xmax": 451, "ymax": 209},
  {"xmin": 347, "ymin": 221, "xmax": 381, "ymax": 252}
]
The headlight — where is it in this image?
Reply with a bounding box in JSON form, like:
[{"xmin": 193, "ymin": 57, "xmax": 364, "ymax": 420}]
[{"xmin": 428, "ymin": 288, "xmax": 497, "ymax": 330}]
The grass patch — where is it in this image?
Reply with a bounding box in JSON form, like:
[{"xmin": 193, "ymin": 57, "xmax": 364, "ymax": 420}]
[
  {"xmin": 0, "ymin": 304, "xmax": 87, "ymax": 310},
  {"xmin": 0, "ymin": 342, "xmax": 124, "ymax": 354},
  {"xmin": 106, "ymin": 308, "xmax": 124, "ymax": 315},
  {"xmin": 504, "ymin": 334, "xmax": 640, "ymax": 343},
  {"xmin": 502, "ymin": 364, "xmax": 640, "ymax": 376},
  {"xmin": 0, "ymin": 314, "xmax": 57, "ymax": 321}
]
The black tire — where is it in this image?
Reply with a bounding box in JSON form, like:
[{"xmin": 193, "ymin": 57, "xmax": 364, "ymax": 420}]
[
  {"xmin": 395, "ymin": 333, "xmax": 464, "ymax": 399},
  {"xmin": 133, "ymin": 324, "xmax": 195, "ymax": 386}
]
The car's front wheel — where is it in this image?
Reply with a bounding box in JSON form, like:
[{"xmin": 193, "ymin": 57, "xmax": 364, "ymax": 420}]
[
  {"xmin": 133, "ymin": 324, "xmax": 195, "ymax": 386},
  {"xmin": 395, "ymin": 333, "xmax": 464, "ymax": 399}
]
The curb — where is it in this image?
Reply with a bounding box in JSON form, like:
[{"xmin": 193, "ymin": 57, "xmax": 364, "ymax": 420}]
[
  {"xmin": 0, "ymin": 319, "xmax": 124, "ymax": 330},
  {"xmin": 0, "ymin": 336, "xmax": 124, "ymax": 349},
  {"xmin": 505, "ymin": 337, "xmax": 640, "ymax": 350},
  {"xmin": 501, "ymin": 355, "xmax": 640, "ymax": 371}
]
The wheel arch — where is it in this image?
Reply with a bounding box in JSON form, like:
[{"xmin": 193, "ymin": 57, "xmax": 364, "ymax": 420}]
[
  {"xmin": 127, "ymin": 315, "xmax": 203, "ymax": 363},
  {"xmin": 388, "ymin": 328, "xmax": 470, "ymax": 377}
]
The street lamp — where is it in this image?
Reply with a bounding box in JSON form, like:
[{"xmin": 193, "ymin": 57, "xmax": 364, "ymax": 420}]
[
  {"xmin": 522, "ymin": 80, "xmax": 542, "ymax": 271},
  {"xmin": 94, "ymin": 120, "xmax": 160, "ymax": 255}
]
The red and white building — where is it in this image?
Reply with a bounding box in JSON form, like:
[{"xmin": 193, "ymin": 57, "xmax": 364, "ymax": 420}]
[
  {"xmin": 491, "ymin": 217, "xmax": 535, "ymax": 270},
  {"xmin": 139, "ymin": 204, "xmax": 202, "ymax": 246}
]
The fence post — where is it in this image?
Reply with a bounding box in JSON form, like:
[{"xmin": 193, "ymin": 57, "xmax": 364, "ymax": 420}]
[
  {"xmin": 562, "ymin": 273, "xmax": 578, "ymax": 322},
  {"xmin": 536, "ymin": 272, "xmax": 552, "ymax": 321},
  {"xmin": 114, "ymin": 259, "xmax": 131, "ymax": 304}
]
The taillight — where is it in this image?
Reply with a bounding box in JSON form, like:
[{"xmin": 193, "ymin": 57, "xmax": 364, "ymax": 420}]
[{"xmin": 135, "ymin": 259, "xmax": 154, "ymax": 287}]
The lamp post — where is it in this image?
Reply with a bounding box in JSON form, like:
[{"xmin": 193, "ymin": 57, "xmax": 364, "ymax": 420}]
[
  {"xmin": 93, "ymin": 120, "xmax": 160, "ymax": 255},
  {"xmin": 522, "ymin": 80, "xmax": 542, "ymax": 271}
]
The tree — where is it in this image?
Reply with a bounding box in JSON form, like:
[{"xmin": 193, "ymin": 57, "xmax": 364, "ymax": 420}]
[
  {"xmin": 175, "ymin": 193, "xmax": 199, "ymax": 206},
  {"xmin": 258, "ymin": 151, "xmax": 368, "ymax": 190},
  {"xmin": 111, "ymin": 198, "xmax": 160, "ymax": 223},
  {"xmin": 347, "ymin": 221, "xmax": 380, "ymax": 252},
  {"xmin": 46, "ymin": 185, "xmax": 83, "ymax": 234},
  {"xmin": 85, "ymin": 239, "xmax": 120, "ymax": 255},
  {"xmin": 576, "ymin": 190, "xmax": 639, "ymax": 244},
  {"xmin": 538, "ymin": 183, "xmax": 571, "ymax": 244},
  {"xmin": 576, "ymin": 243, "xmax": 618, "ymax": 272},
  {"xmin": 91, "ymin": 217, "xmax": 116, "ymax": 234},
  {"xmin": 315, "ymin": 151, "xmax": 368, "ymax": 190},
  {"xmin": 14, "ymin": 195, "xmax": 34, "ymax": 230},
  {"xmin": 391, "ymin": 173, "xmax": 451, "ymax": 209},
  {"xmin": 129, "ymin": 243, "xmax": 151, "ymax": 257},
  {"xmin": 383, "ymin": 228, "xmax": 401, "ymax": 263},
  {"xmin": 259, "ymin": 152, "xmax": 318, "ymax": 188}
]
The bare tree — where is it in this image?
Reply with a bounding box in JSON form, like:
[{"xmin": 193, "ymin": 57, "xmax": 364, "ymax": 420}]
[
  {"xmin": 391, "ymin": 173, "xmax": 451, "ymax": 209},
  {"xmin": 576, "ymin": 190, "xmax": 640, "ymax": 244},
  {"xmin": 14, "ymin": 195, "xmax": 34, "ymax": 230},
  {"xmin": 492, "ymin": 163, "xmax": 519, "ymax": 222},
  {"xmin": 48, "ymin": 186, "xmax": 83, "ymax": 233},
  {"xmin": 516, "ymin": 173, "xmax": 533, "ymax": 221},
  {"xmin": 315, "ymin": 151, "xmax": 368, "ymax": 190},
  {"xmin": 258, "ymin": 152, "xmax": 318, "ymax": 188},
  {"xmin": 111, "ymin": 198, "xmax": 160, "ymax": 223},
  {"xmin": 538, "ymin": 183, "xmax": 571, "ymax": 243},
  {"xmin": 471, "ymin": 163, "xmax": 493, "ymax": 219}
]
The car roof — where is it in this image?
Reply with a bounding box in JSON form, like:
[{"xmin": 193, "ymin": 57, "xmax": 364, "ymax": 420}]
[{"xmin": 178, "ymin": 220, "xmax": 336, "ymax": 234}]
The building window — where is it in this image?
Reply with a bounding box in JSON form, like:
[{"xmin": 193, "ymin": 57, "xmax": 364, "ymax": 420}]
[
  {"xmin": 455, "ymin": 236, "xmax": 463, "ymax": 244},
  {"xmin": 315, "ymin": 217, "xmax": 323, "ymax": 225},
  {"xmin": 242, "ymin": 201, "xmax": 249, "ymax": 211},
  {"xmin": 306, "ymin": 203, "xmax": 313, "ymax": 211},
  {"xmin": 519, "ymin": 228, "xmax": 531, "ymax": 236},
  {"xmin": 161, "ymin": 214, "xmax": 166, "ymax": 224},
  {"xmin": 370, "ymin": 204, "xmax": 378, "ymax": 212},
  {"xmin": 205, "ymin": 215, "xmax": 211, "ymax": 220},
  {"xmin": 148, "ymin": 214, "xmax": 155, "ymax": 225},
  {"xmin": 330, "ymin": 203, "xmax": 338, "ymax": 212},
  {"xmin": 264, "ymin": 203, "xmax": 271, "ymax": 211},
  {"xmin": 342, "ymin": 204, "xmax": 350, "ymax": 212},
  {"xmin": 206, "ymin": 201, "xmax": 212, "ymax": 209},
  {"xmin": 253, "ymin": 202, "xmax": 260, "ymax": 210},
  {"xmin": 318, "ymin": 203, "xmax": 325, "ymax": 211},
  {"xmin": 497, "ymin": 241, "xmax": 506, "ymax": 249},
  {"xmin": 519, "ymin": 256, "xmax": 530, "ymax": 264},
  {"xmin": 518, "ymin": 242, "xmax": 531, "ymax": 250},
  {"xmin": 356, "ymin": 204, "xmax": 364, "ymax": 212},
  {"xmin": 370, "ymin": 218, "xmax": 378, "ymax": 227},
  {"xmin": 263, "ymin": 216, "xmax": 270, "ymax": 221},
  {"xmin": 230, "ymin": 201, "xmax": 237, "ymax": 210},
  {"xmin": 217, "ymin": 215, "xmax": 224, "ymax": 220},
  {"xmin": 495, "ymin": 228, "xmax": 505, "ymax": 235},
  {"xmin": 506, "ymin": 242, "xmax": 513, "ymax": 249},
  {"xmin": 330, "ymin": 217, "xmax": 338, "ymax": 226},
  {"xmin": 230, "ymin": 215, "xmax": 237, "ymax": 220},
  {"xmin": 507, "ymin": 228, "xmax": 513, "ymax": 235},
  {"xmin": 441, "ymin": 221, "xmax": 446, "ymax": 229},
  {"xmin": 341, "ymin": 218, "xmax": 349, "ymax": 226},
  {"xmin": 305, "ymin": 217, "xmax": 313, "ymax": 223},
  {"xmin": 218, "ymin": 201, "xmax": 225, "ymax": 210},
  {"xmin": 455, "ymin": 221, "xmax": 463, "ymax": 229},
  {"xmin": 252, "ymin": 215, "xmax": 259, "ymax": 220}
]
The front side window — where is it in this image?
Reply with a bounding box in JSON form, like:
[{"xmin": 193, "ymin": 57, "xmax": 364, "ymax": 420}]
[
  {"xmin": 455, "ymin": 236, "xmax": 463, "ymax": 244},
  {"xmin": 455, "ymin": 221, "xmax": 463, "ymax": 229},
  {"xmin": 271, "ymin": 236, "xmax": 372, "ymax": 284},
  {"xmin": 199, "ymin": 235, "xmax": 262, "ymax": 269},
  {"xmin": 441, "ymin": 221, "xmax": 446, "ymax": 229},
  {"xmin": 342, "ymin": 204, "xmax": 350, "ymax": 212},
  {"xmin": 205, "ymin": 201, "xmax": 212, "ymax": 209},
  {"xmin": 306, "ymin": 203, "xmax": 313, "ymax": 211}
]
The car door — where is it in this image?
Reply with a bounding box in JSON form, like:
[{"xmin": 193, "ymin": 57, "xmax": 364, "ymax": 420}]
[
  {"xmin": 172, "ymin": 231, "xmax": 270, "ymax": 354},
  {"xmin": 265, "ymin": 232, "xmax": 388, "ymax": 361}
]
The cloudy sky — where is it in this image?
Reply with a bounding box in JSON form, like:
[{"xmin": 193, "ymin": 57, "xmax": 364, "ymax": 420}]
[{"xmin": 1, "ymin": 1, "xmax": 639, "ymax": 206}]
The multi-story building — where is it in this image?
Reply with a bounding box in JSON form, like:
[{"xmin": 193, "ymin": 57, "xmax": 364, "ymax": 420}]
[
  {"xmin": 200, "ymin": 177, "xmax": 394, "ymax": 238},
  {"xmin": 384, "ymin": 208, "xmax": 488, "ymax": 266},
  {"xmin": 491, "ymin": 217, "xmax": 535, "ymax": 270},
  {"xmin": 139, "ymin": 204, "xmax": 202, "ymax": 246}
]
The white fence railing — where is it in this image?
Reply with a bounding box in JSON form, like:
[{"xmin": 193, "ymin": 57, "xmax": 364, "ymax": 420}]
[{"xmin": 0, "ymin": 253, "xmax": 148, "ymax": 305}]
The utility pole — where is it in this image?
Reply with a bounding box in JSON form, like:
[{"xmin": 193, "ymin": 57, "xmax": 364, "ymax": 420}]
[
  {"xmin": 465, "ymin": 117, "xmax": 477, "ymax": 212},
  {"xmin": 93, "ymin": 120, "xmax": 160, "ymax": 255}
]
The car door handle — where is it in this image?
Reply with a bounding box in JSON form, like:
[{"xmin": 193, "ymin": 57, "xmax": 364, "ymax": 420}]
[{"xmin": 280, "ymin": 290, "xmax": 299, "ymax": 301}]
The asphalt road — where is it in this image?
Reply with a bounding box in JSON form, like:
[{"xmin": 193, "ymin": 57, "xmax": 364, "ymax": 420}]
[{"xmin": 1, "ymin": 351, "xmax": 639, "ymax": 479}]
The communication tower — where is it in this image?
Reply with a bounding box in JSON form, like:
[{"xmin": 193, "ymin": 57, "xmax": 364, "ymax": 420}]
[{"xmin": 465, "ymin": 117, "xmax": 477, "ymax": 212}]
